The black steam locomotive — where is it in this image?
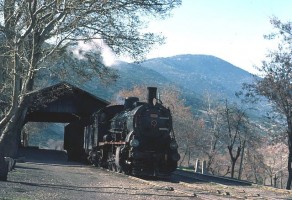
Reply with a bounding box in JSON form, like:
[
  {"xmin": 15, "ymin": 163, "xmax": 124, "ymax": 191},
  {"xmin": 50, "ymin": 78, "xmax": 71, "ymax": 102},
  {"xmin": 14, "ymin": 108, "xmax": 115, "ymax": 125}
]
[{"xmin": 83, "ymin": 87, "xmax": 180, "ymax": 176}]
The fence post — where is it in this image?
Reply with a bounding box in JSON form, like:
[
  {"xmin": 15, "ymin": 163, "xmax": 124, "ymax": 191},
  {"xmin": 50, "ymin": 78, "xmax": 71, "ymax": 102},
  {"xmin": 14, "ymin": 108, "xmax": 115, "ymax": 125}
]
[{"xmin": 195, "ymin": 159, "xmax": 202, "ymax": 173}]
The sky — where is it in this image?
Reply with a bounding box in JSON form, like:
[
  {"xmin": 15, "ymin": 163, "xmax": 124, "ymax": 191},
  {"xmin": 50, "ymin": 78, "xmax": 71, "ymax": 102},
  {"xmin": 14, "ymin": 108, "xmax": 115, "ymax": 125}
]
[{"xmin": 142, "ymin": 0, "xmax": 292, "ymax": 74}]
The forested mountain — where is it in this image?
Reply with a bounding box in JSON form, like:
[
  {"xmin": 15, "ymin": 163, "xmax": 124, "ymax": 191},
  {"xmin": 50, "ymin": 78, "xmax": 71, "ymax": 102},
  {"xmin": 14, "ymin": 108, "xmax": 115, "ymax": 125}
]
[
  {"xmin": 81, "ymin": 54, "xmax": 255, "ymax": 113},
  {"xmin": 139, "ymin": 54, "xmax": 254, "ymax": 103},
  {"xmin": 81, "ymin": 61, "xmax": 172, "ymax": 101}
]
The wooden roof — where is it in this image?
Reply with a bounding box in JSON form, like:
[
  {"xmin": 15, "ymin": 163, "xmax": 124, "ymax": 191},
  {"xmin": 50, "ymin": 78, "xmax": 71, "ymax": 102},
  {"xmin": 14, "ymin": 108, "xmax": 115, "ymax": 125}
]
[{"xmin": 25, "ymin": 82, "xmax": 110, "ymax": 123}]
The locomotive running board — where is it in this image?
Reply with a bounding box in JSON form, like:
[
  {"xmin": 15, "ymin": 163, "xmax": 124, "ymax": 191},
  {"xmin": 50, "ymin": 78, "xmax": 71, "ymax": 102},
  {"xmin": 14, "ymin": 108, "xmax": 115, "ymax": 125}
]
[{"xmin": 99, "ymin": 141, "xmax": 127, "ymax": 146}]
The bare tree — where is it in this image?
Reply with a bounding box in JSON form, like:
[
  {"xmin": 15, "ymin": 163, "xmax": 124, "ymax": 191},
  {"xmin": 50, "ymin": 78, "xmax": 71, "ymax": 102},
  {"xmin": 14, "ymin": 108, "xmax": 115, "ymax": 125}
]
[
  {"xmin": 243, "ymin": 148, "xmax": 266, "ymax": 184},
  {"xmin": 242, "ymin": 17, "xmax": 292, "ymax": 189},
  {"xmin": 220, "ymin": 100, "xmax": 252, "ymax": 178},
  {"xmin": 201, "ymin": 97, "xmax": 252, "ymax": 178},
  {"xmin": 260, "ymin": 142, "xmax": 288, "ymax": 188},
  {"xmin": 0, "ymin": 0, "xmax": 181, "ymax": 180},
  {"xmin": 200, "ymin": 91, "xmax": 262, "ymax": 179},
  {"xmin": 200, "ymin": 92, "xmax": 226, "ymax": 173}
]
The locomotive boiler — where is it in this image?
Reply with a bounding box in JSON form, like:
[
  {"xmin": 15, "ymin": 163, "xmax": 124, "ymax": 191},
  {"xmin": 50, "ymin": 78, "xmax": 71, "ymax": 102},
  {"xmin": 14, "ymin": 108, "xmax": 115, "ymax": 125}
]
[{"xmin": 83, "ymin": 87, "xmax": 180, "ymax": 176}]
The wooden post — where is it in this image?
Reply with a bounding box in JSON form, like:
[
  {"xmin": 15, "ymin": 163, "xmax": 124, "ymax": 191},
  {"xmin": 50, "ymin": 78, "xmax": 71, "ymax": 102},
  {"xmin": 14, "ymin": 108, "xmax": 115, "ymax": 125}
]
[
  {"xmin": 22, "ymin": 129, "xmax": 28, "ymax": 147},
  {"xmin": 195, "ymin": 159, "xmax": 202, "ymax": 173}
]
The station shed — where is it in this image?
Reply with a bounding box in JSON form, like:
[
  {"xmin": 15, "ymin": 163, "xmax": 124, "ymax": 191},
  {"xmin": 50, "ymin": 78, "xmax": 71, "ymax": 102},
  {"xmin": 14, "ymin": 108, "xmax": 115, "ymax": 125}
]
[{"xmin": 24, "ymin": 82, "xmax": 110, "ymax": 160}]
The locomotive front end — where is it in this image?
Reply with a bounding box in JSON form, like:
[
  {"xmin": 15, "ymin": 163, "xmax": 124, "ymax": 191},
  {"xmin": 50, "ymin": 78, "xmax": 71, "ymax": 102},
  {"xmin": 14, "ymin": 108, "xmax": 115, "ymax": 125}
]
[{"xmin": 127, "ymin": 87, "xmax": 180, "ymax": 176}]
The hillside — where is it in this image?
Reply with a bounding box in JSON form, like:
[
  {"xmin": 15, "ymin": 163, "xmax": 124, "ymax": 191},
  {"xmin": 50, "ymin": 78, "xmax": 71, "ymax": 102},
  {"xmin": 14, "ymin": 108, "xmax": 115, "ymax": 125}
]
[
  {"xmin": 81, "ymin": 54, "xmax": 255, "ymax": 111},
  {"xmin": 139, "ymin": 54, "xmax": 254, "ymax": 103},
  {"xmin": 27, "ymin": 54, "xmax": 260, "ymax": 147},
  {"xmin": 82, "ymin": 61, "xmax": 172, "ymax": 101}
]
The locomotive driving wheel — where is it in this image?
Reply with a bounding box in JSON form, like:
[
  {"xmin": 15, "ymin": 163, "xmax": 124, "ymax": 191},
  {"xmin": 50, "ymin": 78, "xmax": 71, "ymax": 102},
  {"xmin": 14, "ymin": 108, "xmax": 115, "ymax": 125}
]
[
  {"xmin": 114, "ymin": 147, "xmax": 122, "ymax": 173},
  {"xmin": 115, "ymin": 164, "xmax": 122, "ymax": 173},
  {"xmin": 107, "ymin": 153, "xmax": 115, "ymax": 171},
  {"xmin": 89, "ymin": 150, "xmax": 101, "ymax": 167}
]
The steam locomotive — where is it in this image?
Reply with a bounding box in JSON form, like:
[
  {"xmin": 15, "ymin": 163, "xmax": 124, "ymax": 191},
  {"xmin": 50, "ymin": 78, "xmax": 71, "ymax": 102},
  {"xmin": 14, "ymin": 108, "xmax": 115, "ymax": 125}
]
[{"xmin": 83, "ymin": 87, "xmax": 180, "ymax": 176}]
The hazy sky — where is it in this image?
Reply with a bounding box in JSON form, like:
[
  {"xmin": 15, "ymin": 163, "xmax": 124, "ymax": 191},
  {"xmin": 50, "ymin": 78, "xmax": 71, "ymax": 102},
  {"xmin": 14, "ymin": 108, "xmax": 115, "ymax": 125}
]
[{"xmin": 145, "ymin": 0, "xmax": 292, "ymax": 74}]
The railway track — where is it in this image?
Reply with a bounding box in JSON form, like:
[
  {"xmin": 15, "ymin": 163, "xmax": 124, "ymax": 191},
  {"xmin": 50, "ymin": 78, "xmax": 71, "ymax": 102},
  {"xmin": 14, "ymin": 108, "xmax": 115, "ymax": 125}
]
[
  {"xmin": 173, "ymin": 169, "xmax": 252, "ymax": 186},
  {"xmin": 125, "ymin": 169, "xmax": 290, "ymax": 200},
  {"xmin": 100, "ymin": 165, "xmax": 292, "ymax": 200},
  {"xmin": 122, "ymin": 169, "xmax": 254, "ymax": 199},
  {"xmin": 127, "ymin": 172, "xmax": 223, "ymax": 199}
]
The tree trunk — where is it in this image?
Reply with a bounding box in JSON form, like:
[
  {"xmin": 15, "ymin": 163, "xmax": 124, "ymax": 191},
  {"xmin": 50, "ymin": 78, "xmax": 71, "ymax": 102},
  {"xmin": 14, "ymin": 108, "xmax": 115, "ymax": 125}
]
[
  {"xmin": 228, "ymin": 146, "xmax": 241, "ymax": 178},
  {"xmin": 187, "ymin": 148, "xmax": 191, "ymax": 167},
  {"xmin": 238, "ymin": 141, "xmax": 246, "ymax": 180},
  {"xmin": 0, "ymin": 121, "xmax": 19, "ymax": 181},
  {"xmin": 274, "ymin": 174, "xmax": 278, "ymax": 188},
  {"xmin": 286, "ymin": 116, "xmax": 292, "ymax": 190},
  {"xmin": 179, "ymin": 147, "xmax": 188, "ymax": 167},
  {"xmin": 231, "ymin": 159, "xmax": 236, "ymax": 178},
  {"xmin": 0, "ymin": 95, "xmax": 30, "ymax": 180},
  {"xmin": 287, "ymin": 153, "xmax": 292, "ymax": 189},
  {"xmin": 206, "ymin": 153, "xmax": 214, "ymax": 173},
  {"xmin": 0, "ymin": 152, "xmax": 8, "ymax": 181},
  {"xmin": 0, "ymin": 104, "xmax": 27, "ymax": 157}
]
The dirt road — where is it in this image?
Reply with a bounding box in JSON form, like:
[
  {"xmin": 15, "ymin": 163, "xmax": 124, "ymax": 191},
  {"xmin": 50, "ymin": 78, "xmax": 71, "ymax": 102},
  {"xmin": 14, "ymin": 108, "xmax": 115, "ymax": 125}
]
[{"xmin": 0, "ymin": 148, "xmax": 194, "ymax": 200}]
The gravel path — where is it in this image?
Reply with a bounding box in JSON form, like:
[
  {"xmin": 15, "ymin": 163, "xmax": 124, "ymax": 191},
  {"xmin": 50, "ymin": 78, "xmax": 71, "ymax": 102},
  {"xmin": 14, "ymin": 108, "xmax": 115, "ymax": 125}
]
[{"xmin": 0, "ymin": 148, "xmax": 194, "ymax": 200}]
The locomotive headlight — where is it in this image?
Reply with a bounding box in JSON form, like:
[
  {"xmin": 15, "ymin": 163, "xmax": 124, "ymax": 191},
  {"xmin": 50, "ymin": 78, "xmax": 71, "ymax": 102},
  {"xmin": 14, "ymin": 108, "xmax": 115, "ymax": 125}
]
[
  {"xmin": 130, "ymin": 139, "xmax": 139, "ymax": 147},
  {"xmin": 169, "ymin": 141, "xmax": 178, "ymax": 150}
]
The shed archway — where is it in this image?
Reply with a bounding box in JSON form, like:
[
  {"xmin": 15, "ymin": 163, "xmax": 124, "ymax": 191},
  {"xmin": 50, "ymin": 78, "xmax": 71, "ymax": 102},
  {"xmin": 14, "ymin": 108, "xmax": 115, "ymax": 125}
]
[{"xmin": 22, "ymin": 82, "xmax": 109, "ymax": 160}]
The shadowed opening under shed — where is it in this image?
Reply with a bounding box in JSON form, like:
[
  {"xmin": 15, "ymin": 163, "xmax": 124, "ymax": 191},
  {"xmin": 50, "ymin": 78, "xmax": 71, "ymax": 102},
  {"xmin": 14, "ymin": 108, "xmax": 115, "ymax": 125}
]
[{"xmin": 21, "ymin": 82, "xmax": 109, "ymax": 159}]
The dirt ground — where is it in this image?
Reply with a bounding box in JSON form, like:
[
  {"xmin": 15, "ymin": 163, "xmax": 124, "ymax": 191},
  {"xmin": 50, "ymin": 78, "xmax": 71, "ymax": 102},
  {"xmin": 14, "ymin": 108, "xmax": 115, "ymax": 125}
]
[
  {"xmin": 1, "ymin": 148, "xmax": 292, "ymax": 200},
  {"xmin": 0, "ymin": 148, "xmax": 196, "ymax": 200}
]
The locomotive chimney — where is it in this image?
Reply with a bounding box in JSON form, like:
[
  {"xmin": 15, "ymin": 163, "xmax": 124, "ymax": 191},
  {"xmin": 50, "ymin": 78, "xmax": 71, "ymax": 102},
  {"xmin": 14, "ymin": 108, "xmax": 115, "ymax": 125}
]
[{"xmin": 147, "ymin": 87, "xmax": 157, "ymax": 106}]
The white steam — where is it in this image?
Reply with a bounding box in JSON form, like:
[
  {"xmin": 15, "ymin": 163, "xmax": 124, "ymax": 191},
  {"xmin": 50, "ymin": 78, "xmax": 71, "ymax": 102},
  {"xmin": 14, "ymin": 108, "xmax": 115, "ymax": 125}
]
[{"xmin": 71, "ymin": 39, "xmax": 117, "ymax": 66}]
